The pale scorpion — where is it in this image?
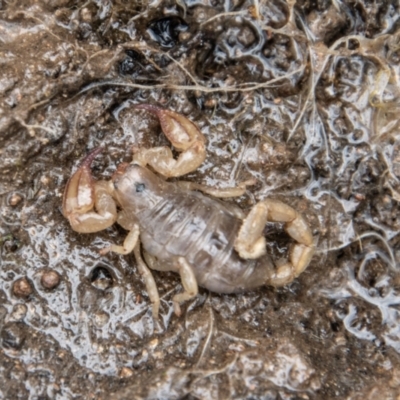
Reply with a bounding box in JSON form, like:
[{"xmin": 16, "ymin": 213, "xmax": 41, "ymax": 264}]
[{"xmin": 63, "ymin": 104, "xmax": 315, "ymax": 318}]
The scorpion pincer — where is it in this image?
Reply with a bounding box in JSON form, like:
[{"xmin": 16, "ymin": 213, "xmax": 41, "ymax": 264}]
[{"xmin": 63, "ymin": 104, "xmax": 315, "ymax": 318}]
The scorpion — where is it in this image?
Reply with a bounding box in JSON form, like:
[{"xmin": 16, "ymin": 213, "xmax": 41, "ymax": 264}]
[{"xmin": 63, "ymin": 104, "xmax": 315, "ymax": 318}]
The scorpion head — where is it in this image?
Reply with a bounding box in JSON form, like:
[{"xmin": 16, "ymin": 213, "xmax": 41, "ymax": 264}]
[{"xmin": 112, "ymin": 163, "xmax": 167, "ymax": 212}]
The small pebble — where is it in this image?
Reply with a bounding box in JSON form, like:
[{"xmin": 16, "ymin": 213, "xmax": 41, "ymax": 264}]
[
  {"xmin": 94, "ymin": 312, "xmax": 109, "ymax": 327},
  {"xmin": 80, "ymin": 7, "xmax": 92, "ymax": 22},
  {"xmin": 119, "ymin": 367, "xmax": 134, "ymax": 378},
  {"xmin": 12, "ymin": 278, "xmax": 33, "ymax": 298},
  {"xmin": 9, "ymin": 193, "xmax": 22, "ymax": 206},
  {"xmin": 56, "ymin": 350, "xmax": 68, "ymax": 360},
  {"xmin": 148, "ymin": 338, "xmax": 159, "ymax": 350},
  {"xmin": 9, "ymin": 364, "xmax": 26, "ymax": 381},
  {"xmin": 41, "ymin": 270, "xmax": 61, "ymax": 290},
  {"xmin": 354, "ymin": 193, "xmax": 365, "ymax": 201},
  {"xmin": 40, "ymin": 175, "xmax": 50, "ymax": 185},
  {"xmin": 10, "ymin": 304, "xmax": 27, "ymax": 321},
  {"xmin": 90, "ymin": 266, "xmax": 113, "ymax": 290},
  {"xmin": 1, "ymin": 322, "xmax": 26, "ymax": 350},
  {"xmin": 3, "ymin": 237, "xmax": 19, "ymax": 253},
  {"xmin": 204, "ymin": 98, "xmax": 217, "ymax": 108},
  {"xmin": 179, "ymin": 31, "xmax": 191, "ymax": 41}
]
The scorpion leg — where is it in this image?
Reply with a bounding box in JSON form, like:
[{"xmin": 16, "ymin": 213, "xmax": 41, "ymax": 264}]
[
  {"xmin": 132, "ymin": 104, "xmax": 206, "ymax": 177},
  {"xmin": 99, "ymin": 223, "xmax": 139, "ymax": 255},
  {"xmin": 143, "ymin": 253, "xmax": 196, "ymax": 316},
  {"xmin": 173, "ymin": 257, "xmax": 199, "ymax": 317},
  {"xmin": 100, "ymin": 224, "xmax": 160, "ymax": 318},
  {"xmin": 234, "ymin": 199, "xmax": 314, "ymax": 286},
  {"xmin": 143, "ymin": 251, "xmax": 175, "ymax": 272},
  {"xmin": 133, "ymin": 244, "xmax": 160, "ymax": 319},
  {"xmin": 63, "ymin": 148, "xmax": 117, "ymax": 233},
  {"xmin": 175, "ymin": 178, "xmax": 256, "ymax": 198},
  {"xmin": 176, "ymin": 182, "xmax": 247, "ymax": 219}
]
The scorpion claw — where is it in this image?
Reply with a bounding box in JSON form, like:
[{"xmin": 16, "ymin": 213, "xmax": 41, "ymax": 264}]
[
  {"xmin": 63, "ymin": 148, "xmax": 102, "ymax": 219},
  {"xmin": 62, "ymin": 148, "xmax": 117, "ymax": 234},
  {"xmin": 132, "ymin": 104, "xmax": 206, "ymax": 177},
  {"xmin": 235, "ymin": 199, "xmax": 315, "ymax": 286},
  {"xmin": 133, "ymin": 104, "xmax": 204, "ymax": 149}
]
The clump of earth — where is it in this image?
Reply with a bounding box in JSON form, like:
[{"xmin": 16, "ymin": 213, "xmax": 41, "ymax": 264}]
[{"xmin": 1, "ymin": 1, "xmax": 400, "ymax": 399}]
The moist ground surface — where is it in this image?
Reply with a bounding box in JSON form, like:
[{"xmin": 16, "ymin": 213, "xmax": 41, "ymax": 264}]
[{"xmin": 1, "ymin": 1, "xmax": 400, "ymax": 399}]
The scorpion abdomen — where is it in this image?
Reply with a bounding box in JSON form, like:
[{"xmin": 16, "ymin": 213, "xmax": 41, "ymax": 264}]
[{"xmin": 139, "ymin": 189, "xmax": 274, "ymax": 293}]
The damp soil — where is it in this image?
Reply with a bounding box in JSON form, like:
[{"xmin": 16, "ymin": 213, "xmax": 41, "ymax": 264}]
[{"xmin": 1, "ymin": 1, "xmax": 400, "ymax": 399}]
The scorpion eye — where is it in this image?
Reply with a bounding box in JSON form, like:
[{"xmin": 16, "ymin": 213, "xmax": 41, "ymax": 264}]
[{"xmin": 135, "ymin": 183, "xmax": 145, "ymax": 193}]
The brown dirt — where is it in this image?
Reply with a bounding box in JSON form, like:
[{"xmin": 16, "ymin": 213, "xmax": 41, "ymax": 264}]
[{"xmin": 1, "ymin": 1, "xmax": 400, "ymax": 399}]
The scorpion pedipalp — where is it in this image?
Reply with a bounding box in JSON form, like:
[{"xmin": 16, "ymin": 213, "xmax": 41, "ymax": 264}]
[{"xmin": 132, "ymin": 104, "xmax": 206, "ymax": 177}]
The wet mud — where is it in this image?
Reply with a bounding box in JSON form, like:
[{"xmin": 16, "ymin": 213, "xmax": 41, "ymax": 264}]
[{"xmin": 1, "ymin": 0, "xmax": 400, "ymax": 399}]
